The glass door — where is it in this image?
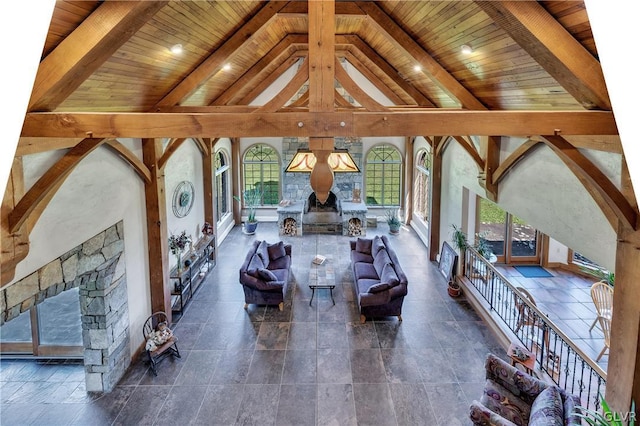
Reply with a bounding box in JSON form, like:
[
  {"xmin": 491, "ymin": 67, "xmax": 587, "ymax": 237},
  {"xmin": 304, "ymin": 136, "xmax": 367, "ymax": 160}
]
[
  {"xmin": 509, "ymin": 214, "xmax": 540, "ymax": 263},
  {"xmin": 478, "ymin": 198, "xmax": 507, "ymax": 262},
  {"xmin": 0, "ymin": 287, "xmax": 83, "ymax": 358}
]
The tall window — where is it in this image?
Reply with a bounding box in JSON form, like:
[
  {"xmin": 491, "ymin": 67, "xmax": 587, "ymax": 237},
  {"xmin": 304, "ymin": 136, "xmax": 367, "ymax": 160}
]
[
  {"xmin": 242, "ymin": 144, "xmax": 280, "ymax": 205},
  {"xmin": 365, "ymin": 144, "xmax": 402, "ymax": 206},
  {"xmin": 215, "ymin": 150, "xmax": 230, "ymax": 222},
  {"xmin": 413, "ymin": 149, "xmax": 431, "ymax": 220},
  {"xmin": 477, "ymin": 197, "xmax": 540, "ymax": 263}
]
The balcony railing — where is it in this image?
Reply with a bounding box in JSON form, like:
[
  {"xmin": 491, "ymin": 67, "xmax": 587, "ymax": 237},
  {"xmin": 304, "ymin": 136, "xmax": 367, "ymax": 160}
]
[{"xmin": 461, "ymin": 246, "xmax": 607, "ymax": 411}]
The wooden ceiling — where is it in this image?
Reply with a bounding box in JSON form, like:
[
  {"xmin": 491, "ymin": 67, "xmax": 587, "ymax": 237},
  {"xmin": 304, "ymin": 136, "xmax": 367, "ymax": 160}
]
[{"xmin": 20, "ymin": 0, "xmax": 618, "ymax": 146}]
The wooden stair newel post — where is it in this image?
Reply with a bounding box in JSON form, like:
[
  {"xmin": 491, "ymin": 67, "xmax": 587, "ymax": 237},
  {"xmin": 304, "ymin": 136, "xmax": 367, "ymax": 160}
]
[{"xmin": 142, "ymin": 138, "xmax": 171, "ymax": 322}]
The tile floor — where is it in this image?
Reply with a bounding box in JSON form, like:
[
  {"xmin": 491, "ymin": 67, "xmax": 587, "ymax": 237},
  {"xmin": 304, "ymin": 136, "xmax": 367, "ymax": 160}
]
[{"xmin": 0, "ymin": 222, "xmax": 606, "ymax": 425}]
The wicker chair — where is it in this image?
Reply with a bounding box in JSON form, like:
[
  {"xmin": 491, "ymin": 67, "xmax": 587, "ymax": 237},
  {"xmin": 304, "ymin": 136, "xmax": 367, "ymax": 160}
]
[{"xmin": 142, "ymin": 312, "xmax": 180, "ymax": 375}]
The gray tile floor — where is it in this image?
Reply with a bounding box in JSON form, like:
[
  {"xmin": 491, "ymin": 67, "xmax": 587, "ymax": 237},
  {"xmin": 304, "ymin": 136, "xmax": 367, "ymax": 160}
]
[{"xmin": 0, "ymin": 223, "xmax": 507, "ymax": 425}]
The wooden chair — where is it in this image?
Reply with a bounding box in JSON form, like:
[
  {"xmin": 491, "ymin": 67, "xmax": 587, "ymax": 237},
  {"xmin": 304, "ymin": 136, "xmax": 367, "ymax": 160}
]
[
  {"xmin": 142, "ymin": 312, "xmax": 180, "ymax": 375},
  {"xmin": 589, "ymin": 281, "xmax": 613, "ymax": 332},
  {"xmin": 596, "ymin": 316, "xmax": 611, "ymax": 361},
  {"xmin": 514, "ymin": 287, "xmax": 539, "ymax": 333}
]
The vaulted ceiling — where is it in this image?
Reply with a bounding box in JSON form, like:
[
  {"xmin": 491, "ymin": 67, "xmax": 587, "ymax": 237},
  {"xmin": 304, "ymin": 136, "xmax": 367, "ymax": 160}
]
[{"xmin": 19, "ymin": 0, "xmax": 619, "ymax": 151}]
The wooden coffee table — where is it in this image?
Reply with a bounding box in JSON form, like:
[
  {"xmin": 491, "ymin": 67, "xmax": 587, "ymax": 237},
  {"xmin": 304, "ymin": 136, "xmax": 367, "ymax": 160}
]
[{"xmin": 309, "ymin": 255, "xmax": 335, "ymax": 306}]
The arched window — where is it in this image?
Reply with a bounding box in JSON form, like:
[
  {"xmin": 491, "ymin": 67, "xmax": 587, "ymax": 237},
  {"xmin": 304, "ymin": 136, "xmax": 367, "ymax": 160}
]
[
  {"xmin": 365, "ymin": 144, "xmax": 402, "ymax": 206},
  {"xmin": 215, "ymin": 149, "xmax": 230, "ymax": 222},
  {"xmin": 242, "ymin": 144, "xmax": 280, "ymax": 205},
  {"xmin": 413, "ymin": 149, "xmax": 431, "ymax": 220}
]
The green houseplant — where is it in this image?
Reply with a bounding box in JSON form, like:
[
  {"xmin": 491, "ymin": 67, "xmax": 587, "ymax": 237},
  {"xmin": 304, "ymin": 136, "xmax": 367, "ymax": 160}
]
[
  {"xmin": 234, "ymin": 188, "xmax": 262, "ymax": 234},
  {"xmin": 168, "ymin": 230, "xmax": 191, "ymax": 273},
  {"xmin": 385, "ymin": 208, "xmax": 402, "ymax": 234},
  {"xmin": 575, "ymin": 394, "xmax": 635, "ymax": 425},
  {"xmin": 448, "ymin": 224, "xmax": 468, "ymax": 296}
]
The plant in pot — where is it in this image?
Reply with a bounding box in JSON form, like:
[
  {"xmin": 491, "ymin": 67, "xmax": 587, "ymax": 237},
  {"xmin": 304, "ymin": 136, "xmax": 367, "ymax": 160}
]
[
  {"xmin": 234, "ymin": 188, "xmax": 262, "ymax": 235},
  {"xmin": 385, "ymin": 208, "xmax": 402, "ymax": 234},
  {"xmin": 448, "ymin": 224, "xmax": 469, "ymax": 297},
  {"xmin": 168, "ymin": 230, "xmax": 191, "ymax": 274}
]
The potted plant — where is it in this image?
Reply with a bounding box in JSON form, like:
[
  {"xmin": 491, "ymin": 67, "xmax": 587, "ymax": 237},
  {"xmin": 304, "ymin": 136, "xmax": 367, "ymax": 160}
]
[
  {"xmin": 234, "ymin": 187, "xmax": 262, "ymax": 235},
  {"xmin": 448, "ymin": 224, "xmax": 469, "ymax": 296},
  {"xmin": 385, "ymin": 208, "xmax": 402, "ymax": 234},
  {"xmin": 580, "ymin": 266, "xmax": 615, "ymax": 287},
  {"xmin": 168, "ymin": 230, "xmax": 191, "ymax": 273}
]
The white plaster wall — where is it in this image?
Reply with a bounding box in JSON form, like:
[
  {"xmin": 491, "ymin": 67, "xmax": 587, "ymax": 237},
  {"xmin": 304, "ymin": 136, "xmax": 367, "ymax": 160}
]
[
  {"xmin": 164, "ymin": 139, "xmax": 205, "ymax": 270},
  {"xmin": 14, "ymin": 138, "xmax": 150, "ymax": 357},
  {"xmin": 497, "ymin": 140, "xmax": 616, "ymax": 270},
  {"xmin": 440, "ymin": 136, "xmax": 617, "ymax": 271},
  {"xmin": 548, "ymin": 237, "xmax": 569, "ymax": 265},
  {"xmin": 250, "ymin": 60, "xmax": 301, "ymax": 106},
  {"xmin": 343, "ymin": 60, "xmax": 394, "ymax": 106}
]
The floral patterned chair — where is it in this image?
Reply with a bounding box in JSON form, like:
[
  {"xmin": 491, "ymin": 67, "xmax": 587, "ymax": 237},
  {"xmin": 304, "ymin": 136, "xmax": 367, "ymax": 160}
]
[{"xmin": 469, "ymin": 353, "xmax": 581, "ymax": 426}]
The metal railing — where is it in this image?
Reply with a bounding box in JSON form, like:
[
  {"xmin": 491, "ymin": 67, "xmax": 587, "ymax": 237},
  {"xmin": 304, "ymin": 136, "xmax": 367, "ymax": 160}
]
[{"xmin": 462, "ymin": 247, "xmax": 607, "ymax": 411}]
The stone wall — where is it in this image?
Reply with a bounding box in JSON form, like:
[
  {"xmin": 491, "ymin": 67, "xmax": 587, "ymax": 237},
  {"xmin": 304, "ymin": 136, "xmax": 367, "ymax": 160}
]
[
  {"xmin": 282, "ymin": 137, "xmax": 363, "ymax": 202},
  {"xmin": 1, "ymin": 221, "xmax": 130, "ymax": 393}
]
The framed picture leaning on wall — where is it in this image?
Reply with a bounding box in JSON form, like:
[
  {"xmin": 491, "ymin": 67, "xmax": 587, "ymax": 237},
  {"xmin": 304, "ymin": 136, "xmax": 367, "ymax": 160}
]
[{"xmin": 438, "ymin": 241, "xmax": 458, "ymax": 285}]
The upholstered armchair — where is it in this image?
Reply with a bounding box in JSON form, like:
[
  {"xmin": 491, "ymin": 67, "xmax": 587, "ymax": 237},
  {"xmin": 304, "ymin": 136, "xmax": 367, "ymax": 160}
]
[{"xmin": 469, "ymin": 353, "xmax": 581, "ymax": 426}]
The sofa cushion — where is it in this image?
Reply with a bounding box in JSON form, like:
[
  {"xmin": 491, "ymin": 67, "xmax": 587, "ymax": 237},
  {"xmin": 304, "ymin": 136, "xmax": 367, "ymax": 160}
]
[
  {"xmin": 267, "ymin": 241, "xmax": 287, "ymax": 260},
  {"xmin": 481, "ymin": 378, "xmax": 531, "ymax": 425},
  {"xmin": 247, "ymin": 254, "xmax": 265, "ymax": 277},
  {"xmin": 257, "ymin": 241, "xmax": 270, "ymax": 265},
  {"xmin": 380, "ymin": 263, "xmax": 399, "ymax": 287},
  {"xmin": 357, "ymin": 278, "xmax": 381, "ymax": 294},
  {"xmin": 529, "ymin": 385, "xmax": 563, "ymax": 426},
  {"xmin": 268, "ymin": 255, "xmax": 290, "ymax": 271},
  {"xmin": 355, "ymin": 262, "xmax": 379, "ymax": 280},
  {"xmin": 373, "ymin": 250, "xmax": 392, "ymax": 276},
  {"xmin": 351, "ymin": 251, "xmax": 374, "ymax": 264},
  {"xmin": 256, "ymin": 268, "xmax": 278, "ymax": 282},
  {"xmin": 355, "ymin": 238, "xmax": 372, "ymax": 254},
  {"xmin": 368, "ymin": 282, "xmax": 390, "ymax": 293},
  {"xmin": 372, "ymin": 236, "xmax": 385, "ymax": 255}
]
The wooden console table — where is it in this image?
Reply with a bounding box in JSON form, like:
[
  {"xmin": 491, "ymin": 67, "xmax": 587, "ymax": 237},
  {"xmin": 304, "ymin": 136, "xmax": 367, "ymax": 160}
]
[{"xmin": 170, "ymin": 235, "xmax": 216, "ymax": 314}]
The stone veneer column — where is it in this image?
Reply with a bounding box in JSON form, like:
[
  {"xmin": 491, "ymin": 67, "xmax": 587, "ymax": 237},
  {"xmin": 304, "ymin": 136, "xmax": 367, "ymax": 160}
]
[{"xmin": 0, "ymin": 221, "xmax": 130, "ymax": 393}]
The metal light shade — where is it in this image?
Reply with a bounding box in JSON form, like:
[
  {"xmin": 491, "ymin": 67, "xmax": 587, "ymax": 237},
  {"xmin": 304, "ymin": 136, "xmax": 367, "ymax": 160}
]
[{"xmin": 285, "ymin": 149, "xmax": 359, "ymax": 173}]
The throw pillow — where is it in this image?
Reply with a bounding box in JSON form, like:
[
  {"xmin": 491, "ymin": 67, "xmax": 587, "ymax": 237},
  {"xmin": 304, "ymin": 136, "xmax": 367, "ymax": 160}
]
[
  {"xmin": 373, "ymin": 249, "xmax": 392, "ymax": 276},
  {"xmin": 380, "ymin": 263, "xmax": 399, "ymax": 287},
  {"xmin": 529, "ymin": 385, "xmax": 564, "ymax": 426},
  {"xmin": 372, "ymin": 236, "xmax": 385, "ymax": 255},
  {"xmin": 257, "ymin": 241, "xmax": 270, "ymax": 265},
  {"xmin": 356, "ymin": 238, "xmax": 372, "ymax": 254},
  {"xmin": 256, "ymin": 268, "xmax": 278, "ymax": 282},
  {"xmin": 267, "ymin": 241, "xmax": 287, "ymax": 260},
  {"xmin": 247, "ymin": 254, "xmax": 265, "ymax": 277},
  {"xmin": 368, "ymin": 282, "xmax": 390, "ymax": 293}
]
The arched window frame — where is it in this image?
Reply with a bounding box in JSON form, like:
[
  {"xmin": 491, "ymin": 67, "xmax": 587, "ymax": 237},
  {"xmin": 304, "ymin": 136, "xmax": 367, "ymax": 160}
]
[
  {"xmin": 215, "ymin": 149, "xmax": 231, "ymax": 223},
  {"xmin": 413, "ymin": 148, "xmax": 431, "ymax": 221},
  {"xmin": 364, "ymin": 144, "xmax": 402, "ymax": 207},
  {"xmin": 242, "ymin": 144, "xmax": 280, "ymax": 206}
]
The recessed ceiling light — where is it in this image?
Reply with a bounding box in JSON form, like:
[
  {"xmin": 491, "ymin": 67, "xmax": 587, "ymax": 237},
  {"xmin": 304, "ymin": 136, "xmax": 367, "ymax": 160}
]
[
  {"xmin": 461, "ymin": 44, "xmax": 473, "ymax": 54},
  {"xmin": 170, "ymin": 44, "xmax": 183, "ymax": 54},
  {"xmin": 413, "ymin": 65, "xmax": 422, "ymax": 72},
  {"xmin": 222, "ymin": 63, "xmax": 231, "ymax": 71}
]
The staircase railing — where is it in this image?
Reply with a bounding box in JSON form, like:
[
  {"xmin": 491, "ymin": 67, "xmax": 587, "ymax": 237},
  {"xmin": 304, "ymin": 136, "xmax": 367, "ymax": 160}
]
[{"xmin": 462, "ymin": 246, "xmax": 607, "ymax": 411}]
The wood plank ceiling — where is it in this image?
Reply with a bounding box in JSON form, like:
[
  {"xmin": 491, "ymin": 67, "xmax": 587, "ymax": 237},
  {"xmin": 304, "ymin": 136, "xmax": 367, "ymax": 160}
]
[{"xmin": 21, "ymin": 0, "xmax": 618, "ymax": 146}]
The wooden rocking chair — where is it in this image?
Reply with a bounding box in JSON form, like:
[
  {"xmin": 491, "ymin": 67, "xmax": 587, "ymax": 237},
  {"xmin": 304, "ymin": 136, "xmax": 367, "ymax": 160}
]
[{"xmin": 142, "ymin": 312, "xmax": 180, "ymax": 375}]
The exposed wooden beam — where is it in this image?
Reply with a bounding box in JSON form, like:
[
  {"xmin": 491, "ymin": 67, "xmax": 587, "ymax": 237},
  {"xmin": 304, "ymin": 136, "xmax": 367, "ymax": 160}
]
[
  {"xmin": 339, "ymin": 35, "xmax": 435, "ymax": 107},
  {"xmin": 8, "ymin": 139, "xmax": 105, "ymax": 233},
  {"xmin": 334, "ymin": 57, "xmax": 389, "ymax": 112},
  {"xmin": 142, "ymin": 138, "xmax": 171, "ymax": 320},
  {"xmin": 493, "ymin": 140, "xmax": 542, "ymax": 184},
  {"xmin": 157, "ymin": 138, "xmax": 187, "ymax": 170},
  {"xmin": 104, "ymin": 140, "xmax": 151, "ymax": 184},
  {"xmin": 542, "ymin": 134, "xmax": 638, "ymax": 230},
  {"xmin": 202, "ymin": 139, "xmax": 214, "ymax": 227},
  {"xmin": 238, "ymin": 54, "xmax": 308, "ymax": 106},
  {"xmin": 308, "ymin": 0, "xmax": 335, "ymax": 113},
  {"xmin": 339, "ymin": 51, "xmax": 407, "ymax": 106},
  {"xmin": 429, "ymin": 136, "xmax": 445, "ymax": 261},
  {"xmin": 476, "ymin": 1, "xmax": 610, "ymax": 110},
  {"xmin": 254, "ymin": 58, "xmax": 309, "ymax": 113},
  {"xmin": 1, "ymin": 158, "xmax": 29, "ymax": 285},
  {"xmin": 22, "ymin": 110, "xmax": 618, "ymax": 138},
  {"xmin": 452, "ymin": 136, "xmax": 484, "ymax": 171},
  {"xmin": 528, "ymin": 135, "xmax": 622, "ymax": 154},
  {"xmin": 16, "ymin": 137, "xmax": 84, "ymax": 156},
  {"xmin": 483, "ymin": 136, "xmax": 501, "ymax": 201},
  {"xmin": 29, "ymin": 1, "xmax": 167, "ymax": 112},
  {"xmin": 153, "ymin": 1, "xmax": 290, "ymax": 108},
  {"xmin": 211, "ymin": 35, "xmax": 308, "ymax": 106},
  {"xmin": 358, "ymin": 2, "xmax": 486, "ymax": 110}
]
